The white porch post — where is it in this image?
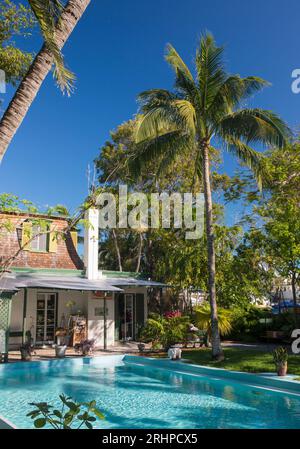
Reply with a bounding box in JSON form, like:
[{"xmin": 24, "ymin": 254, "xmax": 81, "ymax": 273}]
[{"xmin": 84, "ymin": 208, "xmax": 99, "ymax": 280}]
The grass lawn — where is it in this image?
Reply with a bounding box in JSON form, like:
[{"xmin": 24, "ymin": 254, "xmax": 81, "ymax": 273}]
[{"xmin": 180, "ymin": 347, "xmax": 300, "ymax": 376}]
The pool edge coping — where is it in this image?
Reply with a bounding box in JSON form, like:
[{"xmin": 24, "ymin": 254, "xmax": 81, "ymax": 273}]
[
  {"xmin": 123, "ymin": 355, "xmax": 300, "ymax": 395},
  {"xmin": 0, "ymin": 415, "xmax": 17, "ymax": 429}
]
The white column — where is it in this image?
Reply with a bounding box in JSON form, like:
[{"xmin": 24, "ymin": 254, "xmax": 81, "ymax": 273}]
[{"xmin": 84, "ymin": 208, "xmax": 99, "ymax": 280}]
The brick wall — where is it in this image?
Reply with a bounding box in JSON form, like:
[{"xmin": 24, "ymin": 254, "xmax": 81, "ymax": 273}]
[{"xmin": 0, "ymin": 212, "xmax": 84, "ymax": 270}]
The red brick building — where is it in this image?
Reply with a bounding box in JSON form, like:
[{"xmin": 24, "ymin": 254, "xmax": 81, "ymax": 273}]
[{"xmin": 0, "ymin": 211, "xmax": 83, "ymax": 270}]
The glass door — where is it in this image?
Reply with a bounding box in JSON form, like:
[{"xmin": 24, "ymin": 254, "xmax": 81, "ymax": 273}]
[
  {"xmin": 124, "ymin": 294, "xmax": 134, "ymax": 340},
  {"xmin": 36, "ymin": 293, "xmax": 57, "ymax": 344},
  {"xmin": 117, "ymin": 294, "xmax": 135, "ymax": 341}
]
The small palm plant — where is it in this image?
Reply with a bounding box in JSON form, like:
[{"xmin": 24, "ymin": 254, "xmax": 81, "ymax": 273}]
[
  {"xmin": 194, "ymin": 303, "xmax": 233, "ymax": 345},
  {"xmin": 273, "ymin": 347, "xmax": 288, "ymax": 376}
]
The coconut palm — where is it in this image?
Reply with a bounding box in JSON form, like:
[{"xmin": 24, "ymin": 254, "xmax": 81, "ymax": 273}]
[
  {"xmin": 0, "ymin": 0, "xmax": 91, "ymax": 162},
  {"xmin": 131, "ymin": 33, "xmax": 290, "ymax": 359}
]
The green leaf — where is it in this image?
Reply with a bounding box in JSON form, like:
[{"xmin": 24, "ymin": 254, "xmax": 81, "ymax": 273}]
[
  {"xmin": 92, "ymin": 408, "xmax": 105, "ymax": 419},
  {"xmin": 87, "ymin": 416, "xmax": 96, "ymax": 422},
  {"xmin": 66, "ymin": 401, "xmax": 77, "ymax": 411},
  {"xmin": 53, "ymin": 409, "xmax": 63, "ymax": 418},
  {"xmin": 34, "ymin": 418, "xmax": 46, "ymax": 428}
]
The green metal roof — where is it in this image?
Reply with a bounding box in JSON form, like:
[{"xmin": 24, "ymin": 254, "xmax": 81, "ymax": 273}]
[
  {"xmin": 11, "ymin": 267, "xmax": 149, "ymax": 280},
  {"xmin": 11, "ymin": 267, "xmax": 85, "ymax": 277},
  {"xmin": 102, "ymin": 270, "xmax": 144, "ymax": 279}
]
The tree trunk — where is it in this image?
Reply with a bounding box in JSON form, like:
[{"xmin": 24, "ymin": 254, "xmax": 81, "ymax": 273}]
[
  {"xmin": 201, "ymin": 141, "xmax": 223, "ymax": 360},
  {"xmin": 291, "ymin": 271, "xmax": 298, "ymax": 315},
  {"xmin": 0, "ymin": 0, "xmax": 91, "ymax": 162},
  {"xmin": 112, "ymin": 229, "xmax": 123, "ymax": 272},
  {"xmin": 135, "ymin": 232, "xmax": 143, "ymax": 273}
]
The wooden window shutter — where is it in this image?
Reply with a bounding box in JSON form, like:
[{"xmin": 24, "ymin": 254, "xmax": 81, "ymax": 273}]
[
  {"xmin": 21, "ymin": 222, "xmax": 32, "ymax": 250},
  {"xmin": 49, "ymin": 224, "xmax": 58, "ymax": 253},
  {"xmin": 70, "ymin": 231, "xmax": 78, "ymax": 250}
]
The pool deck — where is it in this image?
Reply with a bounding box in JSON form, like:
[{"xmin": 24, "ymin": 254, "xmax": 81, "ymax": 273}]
[
  {"xmin": 5, "ymin": 341, "xmax": 283, "ymax": 364},
  {"xmin": 6, "ymin": 341, "xmax": 145, "ymax": 363}
]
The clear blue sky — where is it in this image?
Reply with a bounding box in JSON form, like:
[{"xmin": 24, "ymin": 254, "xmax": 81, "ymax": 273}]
[{"xmin": 1, "ymin": 0, "xmax": 300, "ymax": 217}]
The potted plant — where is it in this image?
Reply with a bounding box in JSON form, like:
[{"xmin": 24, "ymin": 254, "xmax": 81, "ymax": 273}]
[
  {"xmin": 20, "ymin": 341, "xmax": 35, "ymax": 361},
  {"xmin": 55, "ymin": 344, "xmax": 67, "ymax": 358},
  {"xmin": 137, "ymin": 343, "xmax": 145, "ymax": 352},
  {"xmin": 54, "ymin": 327, "xmax": 69, "ymax": 358},
  {"xmin": 273, "ymin": 346, "xmax": 288, "ymax": 376}
]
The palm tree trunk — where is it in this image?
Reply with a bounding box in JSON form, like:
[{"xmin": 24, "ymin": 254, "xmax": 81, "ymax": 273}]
[
  {"xmin": 201, "ymin": 141, "xmax": 223, "ymax": 360},
  {"xmin": 112, "ymin": 229, "xmax": 123, "ymax": 272},
  {"xmin": 0, "ymin": 0, "xmax": 91, "ymax": 162},
  {"xmin": 135, "ymin": 232, "xmax": 143, "ymax": 273},
  {"xmin": 291, "ymin": 271, "xmax": 298, "ymax": 316}
]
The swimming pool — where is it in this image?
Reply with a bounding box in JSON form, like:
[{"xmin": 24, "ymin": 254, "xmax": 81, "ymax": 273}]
[{"xmin": 1, "ymin": 355, "xmax": 300, "ymax": 429}]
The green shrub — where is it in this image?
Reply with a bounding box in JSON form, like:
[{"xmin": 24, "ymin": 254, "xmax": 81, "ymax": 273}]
[
  {"xmin": 229, "ymin": 305, "xmax": 269, "ymax": 341},
  {"xmin": 271, "ymin": 312, "xmax": 300, "ymax": 336},
  {"xmin": 139, "ymin": 313, "xmax": 190, "ymax": 349}
]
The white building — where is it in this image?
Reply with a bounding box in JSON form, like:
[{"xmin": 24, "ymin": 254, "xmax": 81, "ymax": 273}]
[{"xmin": 0, "ymin": 209, "xmax": 165, "ymax": 358}]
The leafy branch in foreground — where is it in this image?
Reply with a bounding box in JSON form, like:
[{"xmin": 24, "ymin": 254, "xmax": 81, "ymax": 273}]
[{"xmin": 27, "ymin": 394, "xmax": 104, "ymax": 429}]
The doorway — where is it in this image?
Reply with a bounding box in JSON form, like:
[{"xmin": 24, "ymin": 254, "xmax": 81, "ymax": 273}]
[
  {"xmin": 115, "ymin": 293, "xmax": 145, "ymax": 341},
  {"xmin": 35, "ymin": 292, "xmax": 57, "ymax": 345}
]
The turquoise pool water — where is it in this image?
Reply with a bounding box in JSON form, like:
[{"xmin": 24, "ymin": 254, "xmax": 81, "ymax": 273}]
[{"xmin": 1, "ymin": 355, "xmax": 300, "ymax": 429}]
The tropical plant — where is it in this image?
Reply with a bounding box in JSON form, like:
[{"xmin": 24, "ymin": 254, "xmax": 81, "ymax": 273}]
[
  {"xmin": 273, "ymin": 346, "xmax": 288, "ymax": 365},
  {"xmin": 27, "ymin": 394, "xmax": 104, "ymax": 429},
  {"xmin": 130, "ymin": 33, "xmax": 290, "ymax": 359},
  {"xmin": 194, "ymin": 303, "xmax": 233, "ymax": 341},
  {"xmin": 229, "ymin": 305, "xmax": 269, "ymax": 341},
  {"xmin": 0, "ymin": 0, "xmax": 91, "ymax": 161},
  {"xmin": 140, "ymin": 313, "xmax": 190, "ymax": 349},
  {"xmin": 139, "ymin": 315, "xmax": 165, "ymax": 349}
]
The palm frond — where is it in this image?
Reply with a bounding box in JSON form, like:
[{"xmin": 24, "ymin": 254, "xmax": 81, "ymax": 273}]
[
  {"xmin": 130, "ymin": 130, "xmax": 192, "ymax": 177},
  {"xmin": 164, "ymin": 44, "xmax": 201, "ymax": 109},
  {"xmin": 138, "ymin": 89, "xmax": 177, "ymax": 111},
  {"xmin": 172, "ymin": 99, "xmax": 196, "ymax": 134},
  {"xmin": 136, "ymin": 100, "xmax": 196, "ymax": 142},
  {"xmin": 208, "ymin": 76, "xmax": 269, "ymax": 119},
  {"xmin": 224, "ymin": 138, "xmax": 266, "ymax": 189},
  {"xmin": 165, "ymin": 43, "xmax": 194, "ymax": 81},
  {"xmin": 196, "ymin": 33, "xmax": 227, "ymax": 110},
  {"xmin": 28, "ymin": 0, "xmax": 75, "ymax": 94},
  {"xmin": 195, "ymin": 303, "xmax": 233, "ymax": 336},
  {"xmin": 218, "ymin": 108, "xmax": 291, "ymax": 147}
]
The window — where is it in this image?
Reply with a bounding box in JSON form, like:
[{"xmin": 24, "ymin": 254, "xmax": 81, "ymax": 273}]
[{"xmin": 31, "ymin": 224, "xmax": 49, "ymax": 252}]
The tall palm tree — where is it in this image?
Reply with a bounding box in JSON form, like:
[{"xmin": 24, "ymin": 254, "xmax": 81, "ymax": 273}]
[
  {"xmin": 131, "ymin": 33, "xmax": 290, "ymax": 359},
  {"xmin": 0, "ymin": 0, "xmax": 91, "ymax": 162}
]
